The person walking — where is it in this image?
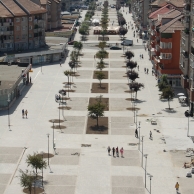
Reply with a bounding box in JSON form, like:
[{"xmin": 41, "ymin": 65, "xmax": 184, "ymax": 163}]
[
  {"xmin": 137, "ymin": 39, "xmax": 138, "ymax": 43},
  {"xmin": 147, "ymin": 68, "xmax": 149, "ymax": 74},
  {"xmin": 120, "ymin": 147, "xmax": 124, "ymax": 157},
  {"xmin": 175, "ymin": 182, "xmax": 179, "ymax": 193},
  {"xmin": 149, "ymin": 131, "xmax": 152, "ymax": 139},
  {"xmin": 142, "ymin": 54, "xmax": 144, "ymax": 59},
  {"xmin": 25, "ymin": 110, "xmax": 28, "ymax": 118},
  {"xmin": 112, "ymin": 147, "xmax": 115, "ymax": 157},
  {"xmin": 137, "ymin": 65, "xmax": 139, "ymax": 71},
  {"xmin": 107, "ymin": 146, "xmax": 111, "ymax": 155},
  {"xmin": 22, "ymin": 109, "xmax": 24, "ymax": 118},
  {"xmin": 140, "ymin": 54, "xmax": 141, "ymax": 59},
  {"xmin": 60, "ymin": 62, "xmax": 61, "ymax": 67},
  {"xmin": 144, "ymin": 67, "xmax": 146, "ymax": 73},
  {"xmin": 30, "ymin": 77, "xmax": 31, "ymax": 83},
  {"xmin": 94, "ymin": 55, "xmax": 96, "ymax": 60},
  {"xmin": 135, "ymin": 128, "xmax": 138, "ymax": 138},
  {"xmin": 116, "ymin": 147, "xmax": 119, "ymax": 157}
]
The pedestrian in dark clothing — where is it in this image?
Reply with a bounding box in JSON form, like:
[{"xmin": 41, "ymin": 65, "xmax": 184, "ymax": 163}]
[
  {"xmin": 147, "ymin": 68, "xmax": 149, "ymax": 74},
  {"xmin": 135, "ymin": 128, "xmax": 138, "ymax": 138},
  {"xmin": 137, "ymin": 39, "xmax": 138, "ymax": 43},
  {"xmin": 22, "ymin": 109, "xmax": 24, "ymax": 118},
  {"xmin": 144, "ymin": 67, "xmax": 146, "ymax": 73},
  {"xmin": 107, "ymin": 146, "xmax": 111, "ymax": 155},
  {"xmin": 137, "ymin": 65, "xmax": 139, "ymax": 71},
  {"xmin": 142, "ymin": 54, "xmax": 144, "ymax": 59},
  {"xmin": 30, "ymin": 77, "xmax": 31, "ymax": 83},
  {"xmin": 60, "ymin": 62, "xmax": 61, "ymax": 67},
  {"xmin": 116, "ymin": 147, "xmax": 119, "ymax": 157},
  {"xmin": 112, "ymin": 147, "xmax": 115, "ymax": 157},
  {"xmin": 150, "ymin": 131, "xmax": 152, "ymax": 139}
]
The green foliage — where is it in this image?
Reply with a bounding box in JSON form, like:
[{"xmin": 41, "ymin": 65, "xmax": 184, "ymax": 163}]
[
  {"xmin": 64, "ymin": 70, "xmax": 71, "ymax": 84},
  {"xmin": 73, "ymin": 41, "xmax": 83, "ymax": 52},
  {"xmin": 96, "ymin": 61, "xmax": 105, "ymax": 71},
  {"xmin": 125, "ymin": 51, "xmax": 134, "ymax": 60},
  {"xmin": 160, "ymin": 85, "xmax": 174, "ymax": 109},
  {"xmin": 98, "ymin": 42, "xmax": 106, "ymax": 50},
  {"xmin": 127, "ymin": 70, "xmax": 139, "ymax": 82},
  {"xmin": 126, "ymin": 61, "xmax": 137, "ymax": 71},
  {"xmin": 129, "ymin": 82, "xmax": 144, "ymax": 98},
  {"xmin": 95, "ymin": 71, "xmax": 105, "ymax": 87},
  {"xmin": 96, "ymin": 50, "xmax": 108, "ymax": 62},
  {"xmin": 119, "ymin": 27, "xmax": 128, "ymax": 37},
  {"xmin": 157, "ymin": 74, "xmax": 168, "ymax": 91},
  {"xmin": 118, "ymin": 16, "xmax": 126, "ymax": 26},
  {"xmin": 19, "ymin": 170, "xmax": 36, "ymax": 194},
  {"xmin": 88, "ymin": 101, "xmax": 105, "ymax": 127},
  {"xmin": 26, "ymin": 153, "xmax": 47, "ymax": 175}
]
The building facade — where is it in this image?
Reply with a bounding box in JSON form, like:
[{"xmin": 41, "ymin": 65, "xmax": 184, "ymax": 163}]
[
  {"xmin": 0, "ymin": 0, "xmax": 47, "ymax": 52},
  {"xmin": 179, "ymin": 0, "xmax": 194, "ymax": 111}
]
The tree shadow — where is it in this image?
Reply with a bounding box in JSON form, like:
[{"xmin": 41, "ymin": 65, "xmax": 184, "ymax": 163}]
[{"xmin": 162, "ymin": 108, "xmax": 177, "ymax": 113}]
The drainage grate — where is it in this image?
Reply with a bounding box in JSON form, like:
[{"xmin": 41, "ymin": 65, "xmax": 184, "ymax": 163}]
[{"xmin": 81, "ymin": 144, "xmax": 91, "ymax": 147}]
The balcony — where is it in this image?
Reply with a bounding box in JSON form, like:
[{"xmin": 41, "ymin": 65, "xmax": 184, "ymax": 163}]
[
  {"xmin": 181, "ymin": 75, "xmax": 189, "ymax": 89},
  {"xmin": 190, "ymin": 52, "xmax": 194, "ymax": 61},
  {"xmin": 183, "ymin": 5, "xmax": 190, "ymax": 15},
  {"xmin": 191, "ymin": 38, "xmax": 194, "ymax": 48},
  {"xmin": 153, "ymin": 55, "xmax": 160, "ymax": 64},
  {"xmin": 181, "ymin": 31, "xmax": 189, "ymax": 40},
  {"xmin": 0, "ymin": 31, "xmax": 13, "ymax": 35},
  {"xmin": 159, "ymin": 56, "xmax": 172, "ymax": 64}
]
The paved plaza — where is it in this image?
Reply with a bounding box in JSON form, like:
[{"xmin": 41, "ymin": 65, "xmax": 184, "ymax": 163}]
[{"xmin": 1, "ymin": 6, "xmax": 194, "ymax": 194}]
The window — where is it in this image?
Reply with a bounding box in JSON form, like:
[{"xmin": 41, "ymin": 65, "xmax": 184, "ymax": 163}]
[
  {"xmin": 29, "ymin": 34, "xmax": 32, "ymax": 38},
  {"xmin": 160, "ymin": 53, "xmax": 172, "ymax": 59},
  {"xmin": 16, "ymin": 18, "xmax": 20, "ymax": 22},
  {"xmin": 22, "ymin": 17, "xmax": 25, "ymax": 21},
  {"xmin": 16, "ymin": 35, "xmax": 20, "ymax": 40},
  {"xmin": 29, "ymin": 25, "xmax": 32, "ymax": 30},
  {"xmin": 168, "ymin": 42, "xmax": 172, "ymax": 49},
  {"xmin": 160, "ymin": 42, "xmax": 172, "ymax": 49},
  {"xmin": 22, "ymin": 26, "xmax": 25, "ymax": 31},
  {"xmin": 29, "ymin": 17, "xmax": 32, "ymax": 21},
  {"xmin": 22, "ymin": 35, "xmax": 25, "ymax": 39},
  {"xmin": 16, "ymin": 26, "xmax": 20, "ymax": 31}
]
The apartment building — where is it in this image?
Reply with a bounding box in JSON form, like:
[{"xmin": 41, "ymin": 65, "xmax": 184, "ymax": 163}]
[
  {"xmin": 179, "ymin": 0, "xmax": 194, "ymax": 110},
  {"xmin": 31, "ymin": 0, "xmax": 62, "ymax": 30},
  {"xmin": 148, "ymin": 8, "xmax": 184, "ymax": 87},
  {"xmin": 0, "ymin": 0, "xmax": 46, "ymax": 52}
]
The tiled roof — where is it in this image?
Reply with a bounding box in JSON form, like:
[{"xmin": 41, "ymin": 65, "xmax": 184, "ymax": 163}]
[
  {"xmin": 40, "ymin": 0, "xmax": 48, "ymax": 4},
  {"xmin": 150, "ymin": 0, "xmax": 167, "ymax": 7},
  {"xmin": 169, "ymin": 0, "xmax": 184, "ymax": 8},
  {"xmin": 161, "ymin": 9, "xmax": 182, "ymax": 19},
  {"xmin": 149, "ymin": 4, "xmax": 170, "ymax": 19},
  {"xmin": 17, "ymin": 0, "xmax": 47, "ymax": 14},
  {"xmin": 1, "ymin": 0, "xmax": 27, "ymax": 16},
  {"xmin": 159, "ymin": 15, "xmax": 184, "ymax": 33},
  {"xmin": 0, "ymin": 3, "xmax": 13, "ymax": 17}
]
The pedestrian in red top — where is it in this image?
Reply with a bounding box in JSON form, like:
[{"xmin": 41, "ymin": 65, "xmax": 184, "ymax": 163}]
[{"xmin": 120, "ymin": 147, "xmax": 124, "ymax": 157}]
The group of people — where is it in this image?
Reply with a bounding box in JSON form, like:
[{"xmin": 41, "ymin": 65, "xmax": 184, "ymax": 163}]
[
  {"xmin": 144, "ymin": 68, "xmax": 149, "ymax": 74},
  {"xmin": 22, "ymin": 109, "xmax": 28, "ymax": 118},
  {"xmin": 139, "ymin": 54, "xmax": 144, "ymax": 59},
  {"xmin": 135, "ymin": 129, "xmax": 153, "ymax": 140},
  {"xmin": 107, "ymin": 146, "xmax": 124, "ymax": 157}
]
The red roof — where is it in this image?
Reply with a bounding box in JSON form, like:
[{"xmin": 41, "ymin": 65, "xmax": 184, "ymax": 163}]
[{"xmin": 149, "ymin": 4, "xmax": 170, "ymax": 19}]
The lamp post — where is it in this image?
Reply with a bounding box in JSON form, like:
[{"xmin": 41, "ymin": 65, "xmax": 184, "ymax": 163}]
[
  {"xmin": 141, "ymin": 136, "xmax": 144, "ymax": 167},
  {"xmin": 138, "ymin": 121, "xmax": 141, "ymax": 150},
  {"xmin": 52, "ymin": 120, "xmax": 55, "ymax": 150},
  {"xmin": 144, "ymin": 154, "xmax": 148, "ymax": 188},
  {"xmin": 147, "ymin": 173, "xmax": 153, "ymax": 194},
  {"xmin": 187, "ymin": 107, "xmax": 191, "ymax": 137},
  {"xmin": 41, "ymin": 54, "xmax": 43, "ymax": 73},
  {"xmin": 41, "ymin": 151, "xmax": 44, "ymax": 187},
  {"xmin": 59, "ymin": 101, "xmax": 60, "ymax": 128},
  {"xmin": 7, "ymin": 94, "xmax": 11, "ymax": 131},
  {"xmin": 47, "ymin": 134, "xmax": 50, "ymax": 165},
  {"xmin": 132, "ymin": 91, "xmax": 136, "ymax": 123}
]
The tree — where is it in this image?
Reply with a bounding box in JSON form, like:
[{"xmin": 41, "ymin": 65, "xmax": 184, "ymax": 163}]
[
  {"xmin": 129, "ymin": 82, "xmax": 144, "ymax": 99},
  {"xmin": 160, "ymin": 85, "xmax": 175, "ymax": 109},
  {"xmin": 19, "ymin": 170, "xmax": 36, "ymax": 194},
  {"xmin": 119, "ymin": 27, "xmax": 128, "ymax": 40},
  {"xmin": 26, "ymin": 153, "xmax": 47, "ymax": 178},
  {"xmin": 125, "ymin": 51, "xmax": 134, "ymax": 60},
  {"xmin": 73, "ymin": 41, "xmax": 83, "ymax": 53},
  {"xmin": 118, "ymin": 16, "xmax": 126, "ymax": 26},
  {"xmin": 157, "ymin": 74, "xmax": 168, "ymax": 91},
  {"xmin": 116, "ymin": 3, "xmax": 121, "ymax": 11},
  {"xmin": 96, "ymin": 71, "xmax": 105, "ymax": 87},
  {"xmin": 98, "ymin": 41, "xmax": 106, "ymax": 50},
  {"xmin": 96, "ymin": 50, "xmax": 108, "ymax": 62},
  {"xmin": 64, "ymin": 70, "xmax": 71, "ymax": 84},
  {"xmin": 69, "ymin": 61, "xmax": 76, "ymax": 82},
  {"xmin": 88, "ymin": 102, "xmax": 105, "ymax": 128},
  {"xmin": 127, "ymin": 70, "xmax": 139, "ymax": 82},
  {"xmin": 126, "ymin": 61, "xmax": 137, "ymax": 72},
  {"xmin": 96, "ymin": 61, "xmax": 105, "ymax": 71}
]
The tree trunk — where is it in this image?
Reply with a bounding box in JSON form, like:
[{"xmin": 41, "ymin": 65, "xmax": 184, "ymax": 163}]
[
  {"xmin": 100, "ymin": 80, "xmax": 101, "ymax": 88},
  {"xmin": 135, "ymin": 91, "xmax": 137, "ymax": 99},
  {"xmin": 96, "ymin": 116, "xmax": 99, "ymax": 129},
  {"xmin": 168, "ymin": 98, "xmax": 170, "ymax": 109}
]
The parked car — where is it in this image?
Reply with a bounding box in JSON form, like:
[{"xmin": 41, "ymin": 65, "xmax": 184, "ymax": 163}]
[
  {"xmin": 110, "ymin": 46, "xmax": 122, "ymax": 50},
  {"xmin": 121, "ymin": 39, "xmax": 133, "ymax": 46},
  {"xmin": 68, "ymin": 41, "xmax": 76, "ymax": 45}
]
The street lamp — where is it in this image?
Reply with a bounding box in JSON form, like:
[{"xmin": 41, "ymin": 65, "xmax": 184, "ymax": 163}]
[
  {"xmin": 59, "ymin": 101, "xmax": 61, "ymax": 128},
  {"xmin": 41, "ymin": 53, "xmax": 43, "ymax": 73},
  {"xmin": 144, "ymin": 154, "xmax": 148, "ymax": 188},
  {"xmin": 147, "ymin": 173, "xmax": 153, "ymax": 194},
  {"xmin": 52, "ymin": 120, "xmax": 55, "ymax": 150},
  {"xmin": 141, "ymin": 136, "xmax": 144, "ymax": 167},
  {"xmin": 47, "ymin": 134, "xmax": 50, "ymax": 166},
  {"xmin": 7, "ymin": 93, "xmax": 11, "ymax": 131},
  {"xmin": 138, "ymin": 121, "xmax": 141, "ymax": 150}
]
